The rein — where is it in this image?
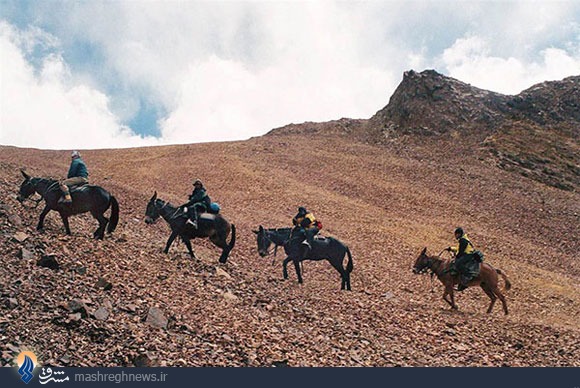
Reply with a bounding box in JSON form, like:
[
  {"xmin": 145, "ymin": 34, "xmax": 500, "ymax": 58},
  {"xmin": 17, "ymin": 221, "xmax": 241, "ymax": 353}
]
[
  {"xmin": 261, "ymin": 228, "xmax": 292, "ymax": 265},
  {"xmin": 21, "ymin": 196, "xmax": 43, "ymax": 209},
  {"xmin": 22, "ymin": 179, "xmax": 59, "ymax": 209},
  {"xmin": 260, "ymin": 231, "xmax": 280, "ymax": 265},
  {"xmin": 157, "ymin": 200, "xmax": 180, "ymax": 220}
]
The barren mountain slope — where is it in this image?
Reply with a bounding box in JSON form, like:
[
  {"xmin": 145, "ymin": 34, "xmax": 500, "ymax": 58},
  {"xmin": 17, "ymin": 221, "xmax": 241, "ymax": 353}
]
[{"xmin": 0, "ymin": 132, "xmax": 578, "ymax": 367}]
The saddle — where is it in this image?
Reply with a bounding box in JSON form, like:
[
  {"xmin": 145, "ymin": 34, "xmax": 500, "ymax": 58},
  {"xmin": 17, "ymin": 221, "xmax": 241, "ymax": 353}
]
[
  {"xmin": 198, "ymin": 213, "xmax": 216, "ymax": 221},
  {"xmin": 69, "ymin": 183, "xmax": 90, "ymax": 192},
  {"xmin": 447, "ymin": 254, "xmax": 482, "ymax": 281}
]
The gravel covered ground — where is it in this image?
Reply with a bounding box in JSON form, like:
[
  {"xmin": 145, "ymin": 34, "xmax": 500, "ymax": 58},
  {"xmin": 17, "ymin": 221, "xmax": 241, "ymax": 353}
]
[{"xmin": 1, "ymin": 133, "xmax": 578, "ymax": 367}]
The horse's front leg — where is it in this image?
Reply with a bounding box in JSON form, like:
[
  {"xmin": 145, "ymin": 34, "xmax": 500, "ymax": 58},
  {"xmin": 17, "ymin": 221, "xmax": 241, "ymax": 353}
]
[
  {"xmin": 442, "ymin": 286, "xmax": 456, "ymax": 309},
  {"xmin": 37, "ymin": 205, "xmax": 51, "ymax": 230},
  {"xmin": 282, "ymin": 257, "xmax": 292, "ymax": 279},
  {"xmin": 58, "ymin": 212, "xmax": 71, "ymax": 235},
  {"xmin": 293, "ymin": 258, "xmax": 303, "ymax": 284},
  {"xmin": 448, "ymin": 286, "xmax": 458, "ymax": 310},
  {"xmin": 164, "ymin": 231, "xmax": 179, "ymax": 254},
  {"xmin": 182, "ymin": 237, "xmax": 197, "ymax": 259}
]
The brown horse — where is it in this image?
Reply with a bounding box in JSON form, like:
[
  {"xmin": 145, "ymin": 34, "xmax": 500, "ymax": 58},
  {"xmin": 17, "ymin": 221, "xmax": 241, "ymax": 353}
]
[{"xmin": 412, "ymin": 248, "xmax": 511, "ymax": 315}]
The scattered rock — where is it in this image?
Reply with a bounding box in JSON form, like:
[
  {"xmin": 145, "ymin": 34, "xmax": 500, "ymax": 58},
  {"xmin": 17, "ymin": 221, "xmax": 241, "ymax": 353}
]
[
  {"xmin": 93, "ymin": 307, "xmax": 109, "ymax": 321},
  {"xmin": 4, "ymin": 298, "xmax": 18, "ymax": 309},
  {"xmin": 68, "ymin": 299, "xmax": 89, "ymax": 318},
  {"xmin": 215, "ymin": 267, "xmax": 232, "ymax": 279},
  {"xmin": 95, "ymin": 277, "xmax": 113, "ymax": 291},
  {"xmin": 102, "ymin": 298, "xmax": 113, "ymax": 310},
  {"xmin": 123, "ymin": 304, "xmax": 138, "ymax": 313},
  {"xmin": 8, "ymin": 214, "xmax": 22, "ymax": 226},
  {"xmin": 18, "ymin": 248, "xmax": 35, "ymax": 260},
  {"xmin": 146, "ymin": 307, "xmax": 168, "ymax": 329},
  {"xmin": 12, "ymin": 232, "xmax": 29, "ymax": 243},
  {"xmin": 272, "ymin": 359, "xmax": 289, "ymax": 367},
  {"xmin": 223, "ymin": 292, "xmax": 238, "ymax": 302},
  {"xmin": 59, "ymin": 353, "xmax": 71, "ymax": 364},
  {"xmin": 67, "ymin": 313, "xmax": 83, "ymax": 322},
  {"xmin": 37, "ymin": 255, "xmax": 60, "ymax": 271},
  {"xmin": 75, "ymin": 266, "xmax": 87, "ymax": 275},
  {"xmin": 133, "ymin": 354, "xmax": 153, "ymax": 367},
  {"xmin": 513, "ymin": 342, "xmax": 525, "ymax": 350}
]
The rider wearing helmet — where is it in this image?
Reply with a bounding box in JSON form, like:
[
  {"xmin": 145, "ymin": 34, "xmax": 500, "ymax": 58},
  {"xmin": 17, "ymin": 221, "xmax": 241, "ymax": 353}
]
[
  {"xmin": 446, "ymin": 227, "xmax": 476, "ymax": 291},
  {"xmin": 183, "ymin": 179, "xmax": 211, "ymax": 229},
  {"xmin": 59, "ymin": 151, "xmax": 89, "ymax": 204}
]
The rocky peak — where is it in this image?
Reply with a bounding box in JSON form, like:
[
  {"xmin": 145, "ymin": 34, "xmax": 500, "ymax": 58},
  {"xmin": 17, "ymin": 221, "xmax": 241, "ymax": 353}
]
[
  {"xmin": 367, "ymin": 69, "xmax": 510, "ymax": 140},
  {"xmin": 507, "ymin": 75, "xmax": 580, "ymax": 126}
]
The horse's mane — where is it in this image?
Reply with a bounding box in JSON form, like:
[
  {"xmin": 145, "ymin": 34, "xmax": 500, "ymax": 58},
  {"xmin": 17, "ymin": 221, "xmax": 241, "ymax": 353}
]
[{"xmin": 31, "ymin": 176, "xmax": 58, "ymax": 183}]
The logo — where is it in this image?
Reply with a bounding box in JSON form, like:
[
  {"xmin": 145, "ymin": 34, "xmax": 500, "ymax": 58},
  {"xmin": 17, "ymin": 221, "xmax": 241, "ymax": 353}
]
[
  {"xmin": 16, "ymin": 351, "xmax": 38, "ymax": 384},
  {"xmin": 38, "ymin": 367, "xmax": 69, "ymax": 384}
]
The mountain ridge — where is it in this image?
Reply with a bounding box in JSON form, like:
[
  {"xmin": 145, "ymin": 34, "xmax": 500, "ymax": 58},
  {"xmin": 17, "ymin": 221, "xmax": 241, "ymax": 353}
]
[{"xmin": 268, "ymin": 69, "xmax": 579, "ymax": 191}]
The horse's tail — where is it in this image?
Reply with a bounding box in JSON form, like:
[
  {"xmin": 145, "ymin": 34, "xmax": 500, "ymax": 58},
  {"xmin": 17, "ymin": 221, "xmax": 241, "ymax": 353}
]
[
  {"xmin": 346, "ymin": 246, "xmax": 354, "ymax": 274},
  {"xmin": 496, "ymin": 269, "xmax": 511, "ymax": 291},
  {"xmin": 228, "ymin": 224, "xmax": 236, "ymax": 251},
  {"xmin": 107, "ymin": 195, "xmax": 119, "ymax": 233}
]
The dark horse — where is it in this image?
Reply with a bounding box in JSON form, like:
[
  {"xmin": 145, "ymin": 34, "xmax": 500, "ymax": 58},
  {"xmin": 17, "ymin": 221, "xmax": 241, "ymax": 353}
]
[
  {"xmin": 16, "ymin": 170, "xmax": 119, "ymax": 239},
  {"xmin": 144, "ymin": 192, "xmax": 235, "ymax": 263},
  {"xmin": 254, "ymin": 225, "xmax": 353, "ymax": 290},
  {"xmin": 412, "ymin": 248, "xmax": 511, "ymax": 315},
  {"xmin": 254, "ymin": 226, "xmax": 292, "ymax": 264}
]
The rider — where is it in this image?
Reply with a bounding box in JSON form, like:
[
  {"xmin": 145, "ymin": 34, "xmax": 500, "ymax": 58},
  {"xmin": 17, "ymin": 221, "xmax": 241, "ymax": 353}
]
[
  {"xmin": 292, "ymin": 206, "xmax": 320, "ymax": 250},
  {"xmin": 445, "ymin": 227, "xmax": 476, "ymax": 291},
  {"xmin": 183, "ymin": 179, "xmax": 211, "ymax": 229},
  {"xmin": 59, "ymin": 150, "xmax": 89, "ymax": 204}
]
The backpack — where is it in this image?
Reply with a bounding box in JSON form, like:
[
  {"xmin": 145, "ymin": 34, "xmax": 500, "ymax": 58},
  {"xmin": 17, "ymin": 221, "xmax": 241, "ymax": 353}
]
[
  {"xmin": 209, "ymin": 202, "xmax": 221, "ymax": 214},
  {"xmin": 473, "ymin": 250, "xmax": 484, "ymax": 262}
]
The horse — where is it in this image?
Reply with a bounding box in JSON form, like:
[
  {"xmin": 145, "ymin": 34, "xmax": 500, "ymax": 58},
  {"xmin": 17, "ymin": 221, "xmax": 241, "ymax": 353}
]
[
  {"xmin": 253, "ymin": 225, "xmax": 353, "ymax": 290},
  {"xmin": 253, "ymin": 226, "xmax": 292, "ymax": 264},
  {"xmin": 16, "ymin": 170, "xmax": 119, "ymax": 239},
  {"xmin": 144, "ymin": 192, "xmax": 235, "ymax": 263},
  {"xmin": 412, "ymin": 247, "xmax": 511, "ymax": 315}
]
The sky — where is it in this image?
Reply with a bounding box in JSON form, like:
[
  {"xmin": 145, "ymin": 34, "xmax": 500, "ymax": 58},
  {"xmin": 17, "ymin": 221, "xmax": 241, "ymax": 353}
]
[{"xmin": 1, "ymin": 1, "xmax": 579, "ymax": 150}]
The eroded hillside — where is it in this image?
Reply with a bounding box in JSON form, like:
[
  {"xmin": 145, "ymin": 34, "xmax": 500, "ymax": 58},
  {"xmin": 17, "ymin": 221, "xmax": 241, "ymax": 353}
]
[{"xmin": 0, "ymin": 132, "xmax": 579, "ymax": 367}]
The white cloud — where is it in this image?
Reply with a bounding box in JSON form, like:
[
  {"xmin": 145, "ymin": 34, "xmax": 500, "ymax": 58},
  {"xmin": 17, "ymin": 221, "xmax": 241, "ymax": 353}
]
[
  {"xmin": 1, "ymin": 2, "xmax": 579, "ymax": 149},
  {"xmin": 0, "ymin": 22, "xmax": 157, "ymax": 149},
  {"xmin": 441, "ymin": 36, "xmax": 580, "ymax": 95}
]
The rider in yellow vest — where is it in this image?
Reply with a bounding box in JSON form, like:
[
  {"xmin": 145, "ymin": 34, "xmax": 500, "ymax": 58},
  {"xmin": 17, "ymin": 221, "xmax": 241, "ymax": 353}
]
[
  {"xmin": 446, "ymin": 227, "xmax": 476, "ymax": 291},
  {"xmin": 292, "ymin": 206, "xmax": 320, "ymax": 250}
]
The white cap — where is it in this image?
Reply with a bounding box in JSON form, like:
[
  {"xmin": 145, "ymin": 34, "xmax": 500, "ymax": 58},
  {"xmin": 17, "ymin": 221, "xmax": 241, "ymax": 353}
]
[{"xmin": 71, "ymin": 150, "xmax": 80, "ymax": 158}]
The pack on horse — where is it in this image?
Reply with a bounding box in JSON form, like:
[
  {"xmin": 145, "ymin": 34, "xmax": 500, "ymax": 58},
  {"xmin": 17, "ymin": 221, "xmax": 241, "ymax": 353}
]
[
  {"xmin": 253, "ymin": 225, "xmax": 353, "ymax": 290},
  {"xmin": 412, "ymin": 248, "xmax": 511, "ymax": 315},
  {"xmin": 16, "ymin": 170, "xmax": 119, "ymax": 239},
  {"xmin": 144, "ymin": 192, "xmax": 235, "ymax": 263}
]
